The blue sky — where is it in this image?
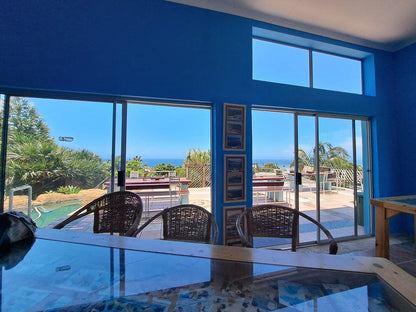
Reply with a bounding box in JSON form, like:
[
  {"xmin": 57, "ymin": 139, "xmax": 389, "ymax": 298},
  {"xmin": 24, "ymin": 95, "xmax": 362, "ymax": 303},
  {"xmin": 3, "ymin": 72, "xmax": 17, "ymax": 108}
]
[
  {"xmin": 31, "ymin": 98, "xmax": 363, "ymax": 165},
  {"xmin": 252, "ymin": 38, "xmax": 362, "ymax": 94},
  {"xmin": 25, "ymin": 39, "xmax": 362, "ymax": 164},
  {"xmin": 32, "ymin": 99, "xmax": 211, "ymax": 162},
  {"xmin": 252, "ymin": 38, "xmax": 363, "ymax": 164},
  {"xmin": 252, "ymin": 111, "xmax": 363, "ymax": 164}
]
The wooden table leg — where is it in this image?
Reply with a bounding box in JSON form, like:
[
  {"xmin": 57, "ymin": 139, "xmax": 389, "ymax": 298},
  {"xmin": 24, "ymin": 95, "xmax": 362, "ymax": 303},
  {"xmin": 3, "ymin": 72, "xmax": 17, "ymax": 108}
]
[{"xmin": 375, "ymin": 205, "xmax": 390, "ymax": 259}]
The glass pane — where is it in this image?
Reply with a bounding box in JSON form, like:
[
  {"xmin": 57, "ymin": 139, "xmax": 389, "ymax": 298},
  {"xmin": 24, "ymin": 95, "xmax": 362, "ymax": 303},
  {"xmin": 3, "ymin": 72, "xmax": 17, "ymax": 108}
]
[
  {"xmin": 313, "ymin": 51, "xmax": 362, "ymax": 94},
  {"xmin": 298, "ymin": 115, "xmax": 318, "ymax": 244},
  {"xmin": 253, "ymin": 39, "xmax": 310, "ymax": 87},
  {"xmin": 252, "ymin": 110, "xmax": 294, "ymax": 248},
  {"xmin": 356, "ymin": 120, "xmax": 371, "ymax": 235},
  {"xmin": 126, "ymin": 103, "xmax": 211, "ymax": 237},
  {"xmin": 252, "ymin": 110, "xmax": 294, "ymax": 204},
  {"xmin": 113, "ymin": 103, "xmax": 122, "ymax": 191},
  {"xmin": 319, "ymin": 117, "xmax": 355, "ymax": 238},
  {"xmin": 5, "ymin": 97, "xmax": 113, "ymax": 229}
]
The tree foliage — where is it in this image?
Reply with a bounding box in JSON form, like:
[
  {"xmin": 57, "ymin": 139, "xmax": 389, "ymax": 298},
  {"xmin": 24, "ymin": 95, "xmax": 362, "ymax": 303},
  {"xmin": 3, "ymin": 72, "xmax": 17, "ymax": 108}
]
[
  {"xmin": 7, "ymin": 97, "xmax": 50, "ymax": 142},
  {"xmin": 126, "ymin": 156, "xmax": 146, "ymax": 177},
  {"xmin": 296, "ymin": 142, "xmax": 352, "ymax": 169},
  {"xmin": 184, "ymin": 148, "xmax": 210, "ymax": 166},
  {"xmin": 253, "ymin": 162, "xmax": 281, "ymax": 174},
  {"xmin": 154, "ymin": 163, "xmax": 176, "ymax": 176},
  {"xmin": 4, "ymin": 97, "xmax": 108, "ymax": 197}
]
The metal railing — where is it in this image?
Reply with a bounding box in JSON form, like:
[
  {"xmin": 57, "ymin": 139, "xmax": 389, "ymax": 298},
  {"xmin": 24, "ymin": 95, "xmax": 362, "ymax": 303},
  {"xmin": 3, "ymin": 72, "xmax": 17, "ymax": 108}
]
[{"xmin": 9, "ymin": 185, "xmax": 32, "ymax": 216}]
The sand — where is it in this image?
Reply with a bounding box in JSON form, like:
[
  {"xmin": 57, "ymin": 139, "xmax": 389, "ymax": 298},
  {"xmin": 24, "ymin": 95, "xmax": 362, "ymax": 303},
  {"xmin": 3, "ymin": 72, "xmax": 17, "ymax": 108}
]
[{"xmin": 5, "ymin": 188, "xmax": 107, "ymax": 210}]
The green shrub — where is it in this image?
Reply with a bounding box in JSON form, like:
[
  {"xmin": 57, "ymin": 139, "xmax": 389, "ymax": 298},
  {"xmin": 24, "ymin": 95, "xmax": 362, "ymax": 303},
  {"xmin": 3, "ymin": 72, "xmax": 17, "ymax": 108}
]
[
  {"xmin": 57, "ymin": 185, "xmax": 81, "ymax": 194},
  {"xmin": 176, "ymin": 166, "xmax": 186, "ymax": 178}
]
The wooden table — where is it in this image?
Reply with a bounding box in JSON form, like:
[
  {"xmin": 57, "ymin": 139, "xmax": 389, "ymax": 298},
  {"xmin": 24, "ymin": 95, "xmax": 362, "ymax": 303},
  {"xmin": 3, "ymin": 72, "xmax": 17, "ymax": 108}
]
[
  {"xmin": 105, "ymin": 178, "xmax": 192, "ymax": 206},
  {"xmin": 104, "ymin": 177, "xmax": 191, "ymax": 190},
  {"xmin": 252, "ymin": 176, "xmax": 284, "ymax": 187},
  {"xmin": 253, "ymin": 176, "xmax": 285, "ymax": 203},
  {"xmin": 1, "ymin": 229, "xmax": 415, "ymax": 310},
  {"xmin": 124, "ymin": 177, "xmax": 190, "ymax": 190},
  {"xmin": 370, "ymin": 195, "xmax": 416, "ymax": 259}
]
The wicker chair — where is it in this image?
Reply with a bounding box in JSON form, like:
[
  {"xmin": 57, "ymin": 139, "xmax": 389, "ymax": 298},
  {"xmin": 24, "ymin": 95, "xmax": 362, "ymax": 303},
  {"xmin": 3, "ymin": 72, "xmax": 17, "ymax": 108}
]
[
  {"xmin": 235, "ymin": 204, "xmax": 338, "ymax": 254},
  {"xmin": 134, "ymin": 204, "xmax": 218, "ymax": 244},
  {"xmin": 54, "ymin": 191, "xmax": 143, "ymax": 237}
]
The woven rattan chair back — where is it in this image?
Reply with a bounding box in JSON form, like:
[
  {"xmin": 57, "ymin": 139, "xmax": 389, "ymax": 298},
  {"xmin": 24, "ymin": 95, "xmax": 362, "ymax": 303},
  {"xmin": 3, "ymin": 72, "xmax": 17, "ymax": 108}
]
[
  {"xmin": 236, "ymin": 204, "xmax": 338, "ymax": 254},
  {"xmin": 134, "ymin": 204, "xmax": 218, "ymax": 244},
  {"xmin": 246, "ymin": 204, "xmax": 297, "ymax": 251},
  {"xmin": 54, "ymin": 191, "xmax": 143, "ymax": 237}
]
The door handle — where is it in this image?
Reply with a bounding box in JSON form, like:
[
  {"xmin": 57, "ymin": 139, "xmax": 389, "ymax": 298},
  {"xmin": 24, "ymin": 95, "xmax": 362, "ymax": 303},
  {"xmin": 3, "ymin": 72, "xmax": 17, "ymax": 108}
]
[
  {"xmin": 296, "ymin": 172, "xmax": 302, "ymax": 185},
  {"xmin": 117, "ymin": 170, "xmax": 125, "ymax": 187}
]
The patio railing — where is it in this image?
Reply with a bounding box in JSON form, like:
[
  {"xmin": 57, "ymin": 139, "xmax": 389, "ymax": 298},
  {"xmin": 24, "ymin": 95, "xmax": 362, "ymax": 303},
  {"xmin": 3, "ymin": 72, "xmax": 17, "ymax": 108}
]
[
  {"xmin": 182, "ymin": 165, "xmax": 361, "ymax": 189},
  {"xmin": 185, "ymin": 165, "xmax": 212, "ymax": 187},
  {"xmin": 332, "ymin": 168, "xmax": 363, "ymax": 188}
]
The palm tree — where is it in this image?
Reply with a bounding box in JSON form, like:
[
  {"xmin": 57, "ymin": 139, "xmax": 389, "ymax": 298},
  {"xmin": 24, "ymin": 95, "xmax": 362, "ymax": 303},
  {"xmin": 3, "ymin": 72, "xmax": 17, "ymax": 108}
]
[
  {"xmin": 7, "ymin": 140, "xmax": 66, "ymax": 197},
  {"xmin": 294, "ymin": 142, "xmax": 351, "ymax": 169},
  {"xmin": 297, "ymin": 149, "xmax": 313, "ymax": 167}
]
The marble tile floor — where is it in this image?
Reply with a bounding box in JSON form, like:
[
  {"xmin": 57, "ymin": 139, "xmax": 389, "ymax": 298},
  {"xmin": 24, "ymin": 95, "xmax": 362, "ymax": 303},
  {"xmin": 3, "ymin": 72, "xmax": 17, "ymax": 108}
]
[{"xmin": 297, "ymin": 234, "xmax": 416, "ymax": 278}]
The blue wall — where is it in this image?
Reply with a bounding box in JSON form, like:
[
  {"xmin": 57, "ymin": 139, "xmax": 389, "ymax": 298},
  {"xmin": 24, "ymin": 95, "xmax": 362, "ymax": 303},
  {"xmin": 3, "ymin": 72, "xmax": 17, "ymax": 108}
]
[
  {"xmin": 392, "ymin": 43, "xmax": 416, "ymax": 234},
  {"xmin": 0, "ymin": 0, "xmax": 411, "ymax": 236}
]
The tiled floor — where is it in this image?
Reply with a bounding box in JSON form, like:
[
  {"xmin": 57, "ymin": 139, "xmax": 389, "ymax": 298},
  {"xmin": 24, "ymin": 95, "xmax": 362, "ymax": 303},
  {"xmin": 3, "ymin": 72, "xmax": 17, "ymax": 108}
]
[{"xmin": 298, "ymin": 235, "xmax": 416, "ymax": 278}]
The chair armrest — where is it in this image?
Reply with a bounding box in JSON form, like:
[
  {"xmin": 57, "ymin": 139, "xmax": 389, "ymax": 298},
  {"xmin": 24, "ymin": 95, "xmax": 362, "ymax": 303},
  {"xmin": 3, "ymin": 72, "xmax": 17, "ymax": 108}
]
[
  {"xmin": 53, "ymin": 206, "xmax": 90, "ymax": 229},
  {"xmin": 297, "ymin": 211, "xmax": 338, "ymax": 255},
  {"xmin": 235, "ymin": 213, "xmax": 253, "ymax": 248},
  {"xmin": 133, "ymin": 211, "xmax": 164, "ymax": 237},
  {"xmin": 210, "ymin": 220, "xmax": 219, "ymax": 244}
]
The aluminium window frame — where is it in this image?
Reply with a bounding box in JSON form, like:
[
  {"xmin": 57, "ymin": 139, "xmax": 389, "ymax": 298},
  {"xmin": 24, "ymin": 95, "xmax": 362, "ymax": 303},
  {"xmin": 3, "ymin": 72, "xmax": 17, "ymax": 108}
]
[
  {"xmin": 252, "ymin": 106, "xmax": 374, "ymax": 245},
  {"xmin": 0, "ymin": 88, "xmax": 213, "ymax": 213},
  {"xmin": 252, "ymin": 36, "xmax": 364, "ymax": 95}
]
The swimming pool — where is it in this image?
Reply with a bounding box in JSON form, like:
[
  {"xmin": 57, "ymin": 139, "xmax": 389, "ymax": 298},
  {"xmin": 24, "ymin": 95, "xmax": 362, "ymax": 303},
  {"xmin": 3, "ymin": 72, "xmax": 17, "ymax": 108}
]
[{"xmin": 31, "ymin": 201, "xmax": 81, "ymax": 228}]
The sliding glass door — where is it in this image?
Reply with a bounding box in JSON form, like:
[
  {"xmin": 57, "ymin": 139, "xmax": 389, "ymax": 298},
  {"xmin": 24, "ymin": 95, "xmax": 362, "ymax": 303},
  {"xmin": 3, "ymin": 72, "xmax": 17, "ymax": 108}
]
[
  {"xmin": 253, "ymin": 109, "xmax": 372, "ymax": 248},
  {"xmin": 1, "ymin": 96, "xmax": 212, "ymax": 234},
  {"xmin": 296, "ymin": 115, "xmax": 319, "ymax": 244},
  {"xmin": 316, "ymin": 117, "xmax": 356, "ymax": 239},
  {"xmin": 3, "ymin": 97, "xmax": 115, "ymax": 228},
  {"xmin": 296, "ymin": 113, "xmax": 372, "ymax": 244},
  {"xmin": 124, "ymin": 102, "xmax": 212, "ymax": 213}
]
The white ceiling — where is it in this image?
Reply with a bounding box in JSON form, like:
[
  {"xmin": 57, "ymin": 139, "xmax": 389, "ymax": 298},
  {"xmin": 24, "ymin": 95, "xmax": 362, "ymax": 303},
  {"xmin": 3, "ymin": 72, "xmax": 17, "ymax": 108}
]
[{"xmin": 167, "ymin": 0, "xmax": 416, "ymax": 52}]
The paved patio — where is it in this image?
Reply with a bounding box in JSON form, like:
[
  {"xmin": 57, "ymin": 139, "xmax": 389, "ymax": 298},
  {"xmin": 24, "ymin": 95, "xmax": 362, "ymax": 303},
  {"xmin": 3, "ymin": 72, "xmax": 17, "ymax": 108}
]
[{"xmin": 49, "ymin": 181, "xmax": 364, "ymax": 243}]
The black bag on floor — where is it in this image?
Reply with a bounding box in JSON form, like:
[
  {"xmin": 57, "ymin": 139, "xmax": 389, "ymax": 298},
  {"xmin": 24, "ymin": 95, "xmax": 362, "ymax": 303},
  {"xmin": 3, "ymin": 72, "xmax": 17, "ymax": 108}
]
[{"xmin": 0, "ymin": 211, "xmax": 37, "ymax": 269}]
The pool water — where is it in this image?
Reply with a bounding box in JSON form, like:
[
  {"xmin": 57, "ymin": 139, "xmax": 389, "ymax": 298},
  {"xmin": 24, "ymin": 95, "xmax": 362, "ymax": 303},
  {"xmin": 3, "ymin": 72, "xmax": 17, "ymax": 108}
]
[{"xmin": 31, "ymin": 202, "xmax": 81, "ymax": 228}]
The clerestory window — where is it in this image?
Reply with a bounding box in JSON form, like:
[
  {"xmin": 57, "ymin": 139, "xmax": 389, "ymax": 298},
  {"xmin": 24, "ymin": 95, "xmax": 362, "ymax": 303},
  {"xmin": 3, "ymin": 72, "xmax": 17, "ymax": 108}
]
[{"xmin": 253, "ymin": 38, "xmax": 363, "ymax": 95}]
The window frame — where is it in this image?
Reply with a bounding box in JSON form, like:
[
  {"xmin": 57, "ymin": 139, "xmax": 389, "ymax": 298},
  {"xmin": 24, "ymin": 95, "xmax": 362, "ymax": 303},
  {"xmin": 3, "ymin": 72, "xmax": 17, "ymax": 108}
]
[{"xmin": 252, "ymin": 36, "xmax": 364, "ymax": 95}]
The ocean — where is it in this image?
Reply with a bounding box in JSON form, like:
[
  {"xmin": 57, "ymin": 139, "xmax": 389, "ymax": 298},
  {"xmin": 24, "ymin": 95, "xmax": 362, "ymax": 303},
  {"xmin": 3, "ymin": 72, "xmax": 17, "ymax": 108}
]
[
  {"xmin": 253, "ymin": 159, "xmax": 292, "ymax": 170},
  {"xmin": 140, "ymin": 158, "xmax": 292, "ymax": 169},
  {"xmin": 142, "ymin": 158, "xmax": 185, "ymax": 167}
]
